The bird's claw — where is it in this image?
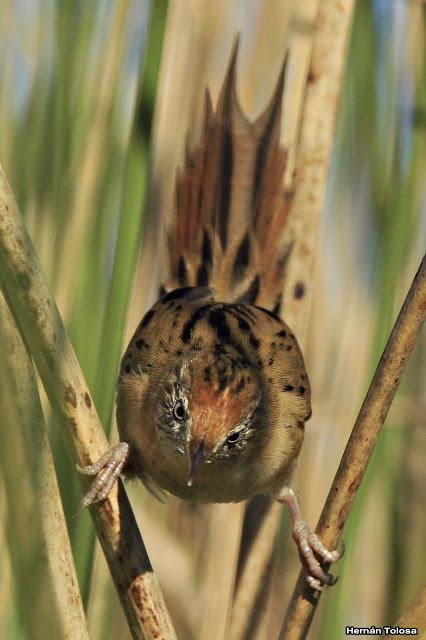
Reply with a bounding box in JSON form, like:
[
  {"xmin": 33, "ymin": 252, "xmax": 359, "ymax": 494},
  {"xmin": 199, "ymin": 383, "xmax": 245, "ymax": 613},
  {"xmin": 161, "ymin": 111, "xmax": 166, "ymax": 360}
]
[
  {"xmin": 76, "ymin": 442, "xmax": 130, "ymax": 510},
  {"xmin": 292, "ymin": 519, "xmax": 342, "ymax": 590},
  {"xmin": 306, "ymin": 574, "xmax": 338, "ymax": 591}
]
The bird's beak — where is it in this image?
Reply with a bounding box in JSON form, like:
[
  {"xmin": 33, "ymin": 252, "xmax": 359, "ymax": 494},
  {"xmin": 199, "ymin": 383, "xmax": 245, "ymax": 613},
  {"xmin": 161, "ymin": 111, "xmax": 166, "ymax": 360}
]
[{"xmin": 187, "ymin": 439, "xmax": 205, "ymax": 487}]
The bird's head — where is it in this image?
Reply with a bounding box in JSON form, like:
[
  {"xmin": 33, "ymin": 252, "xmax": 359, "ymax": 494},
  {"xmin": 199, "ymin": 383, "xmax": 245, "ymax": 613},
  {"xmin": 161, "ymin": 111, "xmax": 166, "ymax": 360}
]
[{"xmin": 157, "ymin": 349, "xmax": 262, "ymax": 485}]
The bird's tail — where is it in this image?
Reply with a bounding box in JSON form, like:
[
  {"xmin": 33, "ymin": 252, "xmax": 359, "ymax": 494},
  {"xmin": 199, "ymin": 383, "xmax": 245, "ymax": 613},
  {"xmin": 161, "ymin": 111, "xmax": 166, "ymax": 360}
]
[{"xmin": 164, "ymin": 40, "xmax": 293, "ymax": 316}]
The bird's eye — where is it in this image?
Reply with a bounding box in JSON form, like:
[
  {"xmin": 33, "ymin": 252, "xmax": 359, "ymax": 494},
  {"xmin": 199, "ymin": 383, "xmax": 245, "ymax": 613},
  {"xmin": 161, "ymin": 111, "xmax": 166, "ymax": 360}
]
[
  {"xmin": 227, "ymin": 430, "xmax": 242, "ymax": 445},
  {"xmin": 173, "ymin": 400, "xmax": 186, "ymax": 421}
]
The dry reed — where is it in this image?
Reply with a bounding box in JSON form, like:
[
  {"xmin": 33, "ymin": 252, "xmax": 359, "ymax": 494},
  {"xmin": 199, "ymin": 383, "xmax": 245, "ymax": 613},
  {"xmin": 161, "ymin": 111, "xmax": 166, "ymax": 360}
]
[
  {"xmin": 0, "ymin": 163, "xmax": 176, "ymax": 640},
  {"xmin": 280, "ymin": 254, "xmax": 426, "ymax": 639}
]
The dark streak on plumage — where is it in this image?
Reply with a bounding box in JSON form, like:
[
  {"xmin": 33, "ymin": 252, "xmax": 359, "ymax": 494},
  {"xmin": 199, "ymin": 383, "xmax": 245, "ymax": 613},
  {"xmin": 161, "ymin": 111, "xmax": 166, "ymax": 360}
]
[
  {"xmin": 249, "ymin": 334, "xmax": 260, "ymax": 350},
  {"xmin": 196, "ymin": 264, "xmax": 209, "ymax": 286},
  {"xmin": 232, "ymin": 304, "xmax": 256, "ymax": 320},
  {"xmin": 181, "ymin": 303, "xmax": 213, "ymax": 343},
  {"xmin": 213, "ymin": 342, "xmax": 227, "ymax": 356},
  {"xmin": 225, "ymin": 306, "xmax": 252, "ymax": 331},
  {"xmin": 232, "ymin": 233, "xmax": 250, "ymax": 282},
  {"xmin": 178, "ymin": 256, "xmax": 188, "ymax": 286},
  {"xmin": 252, "ymin": 60, "xmax": 285, "ymax": 223},
  {"xmin": 283, "ymin": 385, "xmax": 294, "ymax": 392},
  {"xmin": 162, "ymin": 287, "xmax": 195, "ymax": 303},
  {"xmin": 236, "ymin": 316, "xmax": 250, "ymax": 332},
  {"xmin": 218, "ymin": 372, "xmax": 230, "ymax": 391},
  {"xmin": 136, "ymin": 338, "xmax": 149, "ymax": 349},
  {"xmin": 208, "ymin": 308, "xmax": 231, "ymax": 341},
  {"xmin": 140, "ymin": 308, "xmax": 155, "ymax": 328},
  {"xmin": 212, "ymin": 340, "xmax": 249, "ymax": 367},
  {"xmin": 272, "ymin": 295, "xmax": 282, "ymax": 317},
  {"xmin": 218, "ymin": 129, "xmax": 233, "ymax": 247},
  {"xmin": 202, "ymin": 229, "xmax": 213, "ymax": 267}
]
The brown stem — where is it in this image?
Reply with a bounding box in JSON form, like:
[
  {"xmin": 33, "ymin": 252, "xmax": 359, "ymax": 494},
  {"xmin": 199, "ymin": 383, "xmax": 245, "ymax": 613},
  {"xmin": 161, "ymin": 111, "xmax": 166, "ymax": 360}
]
[
  {"xmin": 279, "ymin": 254, "xmax": 426, "ymax": 640},
  {"xmin": 0, "ymin": 164, "xmax": 177, "ymax": 640}
]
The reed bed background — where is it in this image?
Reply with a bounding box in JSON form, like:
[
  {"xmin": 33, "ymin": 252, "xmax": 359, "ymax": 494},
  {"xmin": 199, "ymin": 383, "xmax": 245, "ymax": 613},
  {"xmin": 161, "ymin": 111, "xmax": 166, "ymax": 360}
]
[{"xmin": 0, "ymin": 1, "xmax": 425, "ymax": 639}]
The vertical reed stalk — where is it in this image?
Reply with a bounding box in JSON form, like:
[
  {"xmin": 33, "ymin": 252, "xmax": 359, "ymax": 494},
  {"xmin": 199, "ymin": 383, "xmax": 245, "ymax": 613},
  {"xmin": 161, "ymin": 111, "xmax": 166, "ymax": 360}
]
[
  {"xmin": 0, "ymin": 294, "xmax": 89, "ymax": 640},
  {"xmin": 0, "ymin": 163, "xmax": 177, "ymax": 640}
]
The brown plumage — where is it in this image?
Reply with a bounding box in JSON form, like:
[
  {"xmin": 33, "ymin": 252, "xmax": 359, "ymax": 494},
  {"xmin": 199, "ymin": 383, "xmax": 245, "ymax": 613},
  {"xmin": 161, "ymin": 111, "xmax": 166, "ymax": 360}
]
[
  {"xmin": 115, "ymin": 289, "xmax": 309, "ymax": 503},
  {"xmin": 78, "ymin": 41, "xmax": 341, "ymax": 590},
  {"xmin": 165, "ymin": 39, "xmax": 293, "ymax": 313}
]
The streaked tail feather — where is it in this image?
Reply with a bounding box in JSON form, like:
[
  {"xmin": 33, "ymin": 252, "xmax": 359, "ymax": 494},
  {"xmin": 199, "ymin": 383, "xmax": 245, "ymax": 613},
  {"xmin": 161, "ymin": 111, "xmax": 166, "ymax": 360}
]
[{"xmin": 165, "ymin": 39, "xmax": 293, "ymax": 315}]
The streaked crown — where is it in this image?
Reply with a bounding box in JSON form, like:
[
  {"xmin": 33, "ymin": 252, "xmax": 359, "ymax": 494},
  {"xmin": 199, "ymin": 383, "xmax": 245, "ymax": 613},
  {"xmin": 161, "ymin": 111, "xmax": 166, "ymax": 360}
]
[{"xmin": 182, "ymin": 349, "xmax": 261, "ymax": 453}]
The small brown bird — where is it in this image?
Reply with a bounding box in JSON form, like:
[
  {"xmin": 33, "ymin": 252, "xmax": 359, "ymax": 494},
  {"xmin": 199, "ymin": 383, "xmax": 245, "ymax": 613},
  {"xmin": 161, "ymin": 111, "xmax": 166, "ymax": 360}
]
[{"xmin": 79, "ymin": 42, "xmax": 341, "ymax": 589}]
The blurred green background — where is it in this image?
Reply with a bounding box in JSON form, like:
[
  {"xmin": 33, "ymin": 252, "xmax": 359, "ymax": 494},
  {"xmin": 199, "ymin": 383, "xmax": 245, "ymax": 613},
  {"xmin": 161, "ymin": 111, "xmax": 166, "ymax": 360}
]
[{"xmin": 0, "ymin": 1, "xmax": 425, "ymax": 639}]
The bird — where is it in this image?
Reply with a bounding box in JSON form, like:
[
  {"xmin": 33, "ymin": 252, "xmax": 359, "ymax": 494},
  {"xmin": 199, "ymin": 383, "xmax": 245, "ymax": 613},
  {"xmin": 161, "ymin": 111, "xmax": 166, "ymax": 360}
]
[{"xmin": 78, "ymin": 40, "xmax": 341, "ymax": 590}]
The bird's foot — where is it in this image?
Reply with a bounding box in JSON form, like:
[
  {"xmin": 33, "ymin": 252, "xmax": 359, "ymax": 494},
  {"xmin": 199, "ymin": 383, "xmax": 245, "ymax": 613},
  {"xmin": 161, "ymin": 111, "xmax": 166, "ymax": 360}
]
[
  {"xmin": 277, "ymin": 486, "xmax": 343, "ymax": 590},
  {"xmin": 76, "ymin": 442, "xmax": 130, "ymax": 510},
  {"xmin": 292, "ymin": 519, "xmax": 342, "ymax": 590}
]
